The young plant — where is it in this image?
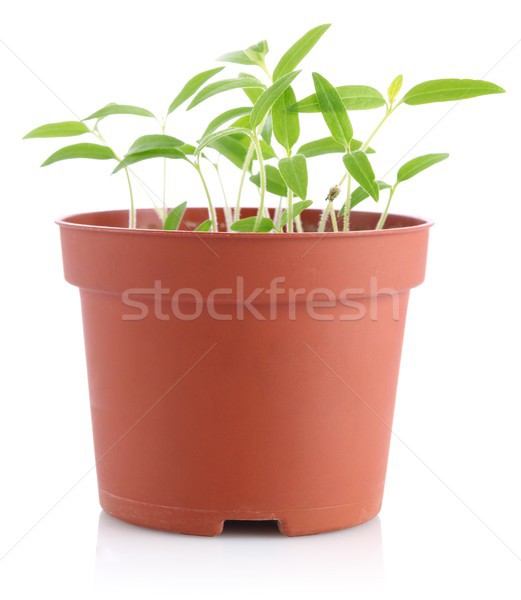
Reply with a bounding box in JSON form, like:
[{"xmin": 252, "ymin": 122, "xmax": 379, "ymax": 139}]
[{"xmin": 24, "ymin": 25, "xmax": 505, "ymax": 233}]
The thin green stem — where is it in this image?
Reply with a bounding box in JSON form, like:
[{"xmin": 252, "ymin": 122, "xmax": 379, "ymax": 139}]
[
  {"xmin": 362, "ymin": 104, "xmax": 394, "ymax": 152},
  {"xmin": 90, "ymin": 124, "xmax": 136, "ymax": 229},
  {"xmin": 318, "ymin": 186, "xmax": 341, "ymax": 233},
  {"xmin": 343, "ymin": 174, "xmax": 352, "ymax": 231},
  {"xmin": 295, "ymin": 214, "xmax": 304, "ymax": 233},
  {"xmin": 337, "ymin": 102, "xmax": 401, "ymax": 188},
  {"xmin": 274, "ymin": 195, "xmax": 284, "ymax": 229},
  {"xmin": 161, "ymin": 118, "xmax": 168, "ymax": 224},
  {"xmin": 286, "ymin": 190, "xmax": 294, "ymax": 232},
  {"xmin": 213, "ymin": 161, "xmax": 232, "ymax": 231},
  {"xmin": 162, "ymin": 160, "xmax": 167, "ymax": 222},
  {"xmin": 376, "ymin": 185, "xmax": 397, "ymax": 230},
  {"xmin": 330, "ymin": 203, "xmax": 338, "ymax": 232},
  {"xmin": 252, "ymin": 132, "xmax": 266, "ymax": 233},
  {"xmin": 318, "ymin": 203, "xmax": 331, "ymax": 233},
  {"xmin": 124, "ymin": 168, "xmax": 136, "ymax": 228},
  {"xmin": 194, "ymin": 160, "xmax": 218, "ymax": 232},
  {"xmin": 285, "ymin": 148, "xmax": 294, "ymax": 233},
  {"xmin": 235, "ymin": 142, "xmax": 255, "ymax": 222},
  {"xmin": 259, "ymin": 60, "xmax": 273, "ymax": 83},
  {"xmin": 234, "ymin": 61, "xmax": 273, "ymax": 223},
  {"xmin": 134, "ymin": 174, "xmax": 163, "ymax": 219}
]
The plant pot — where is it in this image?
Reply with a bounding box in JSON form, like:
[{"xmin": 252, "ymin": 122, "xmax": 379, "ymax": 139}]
[{"xmin": 58, "ymin": 207, "xmax": 432, "ymax": 536}]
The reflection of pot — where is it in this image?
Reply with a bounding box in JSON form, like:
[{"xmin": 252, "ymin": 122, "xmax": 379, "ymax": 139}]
[
  {"xmin": 59, "ymin": 207, "xmax": 431, "ymax": 536},
  {"xmin": 96, "ymin": 511, "xmax": 384, "ymax": 585}
]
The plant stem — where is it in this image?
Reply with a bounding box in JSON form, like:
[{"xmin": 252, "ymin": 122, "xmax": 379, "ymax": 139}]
[
  {"xmin": 235, "ymin": 142, "xmax": 256, "ymax": 222},
  {"xmin": 90, "ymin": 124, "xmax": 136, "ymax": 229},
  {"xmin": 286, "ymin": 190, "xmax": 294, "ymax": 232},
  {"xmin": 251, "ymin": 132, "xmax": 266, "ymax": 233},
  {"xmin": 318, "ymin": 186, "xmax": 341, "ymax": 233},
  {"xmin": 362, "ymin": 104, "xmax": 396, "ymax": 152},
  {"xmin": 194, "ymin": 160, "xmax": 218, "ymax": 232},
  {"xmin": 343, "ymin": 174, "xmax": 352, "ymax": 232},
  {"xmin": 124, "ymin": 168, "xmax": 136, "ymax": 228},
  {"xmin": 161, "ymin": 119, "xmax": 167, "ymax": 224},
  {"xmin": 318, "ymin": 203, "xmax": 331, "ymax": 233},
  {"xmin": 213, "ymin": 161, "xmax": 232, "ymax": 231},
  {"xmin": 134, "ymin": 174, "xmax": 163, "ymax": 219},
  {"xmin": 274, "ymin": 195, "xmax": 284, "ymax": 229},
  {"xmin": 295, "ymin": 214, "xmax": 304, "ymax": 233},
  {"xmin": 337, "ymin": 102, "xmax": 401, "ymax": 188},
  {"xmin": 330, "ymin": 204, "xmax": 339, "ymax": 232},
  {"xmin": 284, "ymin": 148, "xmax": 294, "ymax": 233},
  {"xmin": 376, "ymin": 185, "xmax": 397, "ymax": 230},
  {"xmin": 259, "ymin": 60, "xmax": 273, "ymax": 82}
]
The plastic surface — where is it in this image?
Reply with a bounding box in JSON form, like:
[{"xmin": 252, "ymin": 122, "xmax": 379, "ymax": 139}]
[{"xmin": 58, "ymin": 208, "xmax": 432, "ymax": 536}]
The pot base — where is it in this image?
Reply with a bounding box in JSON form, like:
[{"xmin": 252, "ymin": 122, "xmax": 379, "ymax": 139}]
[{"xmin": 99, "ymin": 488, "xmax": 382, "ymax": 537}]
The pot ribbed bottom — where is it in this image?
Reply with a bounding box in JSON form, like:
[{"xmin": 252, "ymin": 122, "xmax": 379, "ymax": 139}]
[{"xmin": 99, "ymin": 488, "xmax": 382, "ymax": 537}]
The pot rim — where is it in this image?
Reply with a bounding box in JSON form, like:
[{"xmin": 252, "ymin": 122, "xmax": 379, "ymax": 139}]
[{"xmin": 56, "ymin": 208, "xmax": 434, "ymax": 238}]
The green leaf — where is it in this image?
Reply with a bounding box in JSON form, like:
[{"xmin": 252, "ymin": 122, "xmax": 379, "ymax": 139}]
[
  {"xmin": 126, "ymin": 134, "xmax": 185, "ymax": 154},
  {"xmin": 218, "ymin": 50, "xmax": 256, "ymax": 66},
  {"xmin": 84, "ymin": 103, "xmax": 155, "ymax": 121},
  {"xmin": 218, "ymin": 40, "xmax": 269, "ymax": 67},
  {"xmin": 114, "ymin": 148, "xmax": 187, "ymax": 173},
  {"xmin": 260, "ymin": 114, "xmax": 273, "ymax": 144},
  {"xmin": 196, "ymin": 126, "xmax": 252, "ymax": 156},
  {"xmin": 351, "ymin": 181, "xmax": 390, "ymax": 206},
  {"xmin": 297, "ymin": 136, "xmax": 371, "ymax": 158},
  {"xmin": 164, "ymin": 201, "xmax": 187, "ymax": 230},
  {"xmin": 24, "ymin": 121, "xmax": 90, "ymax": 138},
  {"xmin": 188, "ymin": 77, "xmax": 265, "ymax": 110},
  {"xmin": 290, "ymin": 85, "xmax": 386, "ymax": 112},
  {"xmin": 250, "ymin": 71, "xmax": 301, "ymax": 129},
  {"xmin": 244, "ymin": 40, "xmax": 269, "ymax": 65},
  {"xmin": 259, "ymin": 139, "xmax": 277, "ymax": 160},
  {"xmin": 240, "ymin": 135, "xmax": 276, "ymax": 159},
  {"xmin": 338, "ymin": 181, "xmax": 391, "ymax": 213},
  {"xmin": 113, "ymin": 135, "xmax": 188, "ymax": 173},
  {"xmin": 279, "ymin": 199, "xmax": 312, "ymax": 228},
  {"xmin": 177, "ymin": 143, "xmax": 196, "ymax": 155},
  {"xmin": 208, "ymin": 125, "xmax": 275, "ymax": 167},
  {"xmin": 273, "ymin": 24, "xmax": 330, "ymax": 81},
  {"xmin": 396, "ymin": 153, "xmax": 449, "ymax": 183},
  {"xmin": 272, "ymin": 86, "xmax": 300, "ymax": 152},
  {"xmin": 239, "ymin": 73, "xmax": 266, "ymax": 104},
  {"xmin": 208, "ymin": 134, "xmax": 250, "ymax": 170},
  {"xmin": 312, "ymin": 73, "xmax": 353, "ymax": 147},
  {"xmin": 243, "ymin": 86, "xmax": 264, "ymax": 104},
  {"xmin": 258, "ymin": 139, "xmax": 277, "ymax": 160},
  {"xmin": 223, "ymin": 131, "xmax": 276, "ymax": 160},
  {"xmin": 402, "ymin": 78, "xmax": 505, "ymax": 105},
  {"xmin": 41, "ymin": 143, "xmax": 116, "ymax": 166},
  {"xmin": 278, "ymin": 154, "xmax": 308, "ymax": 199},
  {"xmin": 231, "ymin": 216, "xmax": 275, "ymax": 232},
  {"xmin": 202, "ymin": 106, "xmax": 252, "ymax": 138},
  {"xmin": 387, "ymin": 75, "xmax": 403, "ymax": 105},
  {"xmin": 250, "ymin": 165, "xmax": 288, "ymax": 196},
  {"xmin": 168, "ymin": 67, "xmax": 224, "ymax": 114},
  {"xmin": 195, "ymin": 219, "xmax": 213, "ymax": 232},
  {"xmin": 231, "ymin": 114, "xmax": 254, "ymax": 129},
  {"xmin": 342, "ymin": 151, "xmax": 379, "ymax": 201}
]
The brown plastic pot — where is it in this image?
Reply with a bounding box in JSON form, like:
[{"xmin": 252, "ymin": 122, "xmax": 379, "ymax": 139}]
[{"xmin": 57, "ymin": 207, "xmax": 432, "ymax": 536}]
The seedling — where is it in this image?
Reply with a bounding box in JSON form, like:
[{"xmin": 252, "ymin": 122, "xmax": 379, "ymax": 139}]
[{"xmin": 24, "ymin": 24, "xmax": 504, "ymax": 232}]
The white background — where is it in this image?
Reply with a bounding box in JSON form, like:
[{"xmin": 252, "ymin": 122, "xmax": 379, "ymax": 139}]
[{"xmin": 1, "ymin": 0, "xmax": 520, "ymax": 598}]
